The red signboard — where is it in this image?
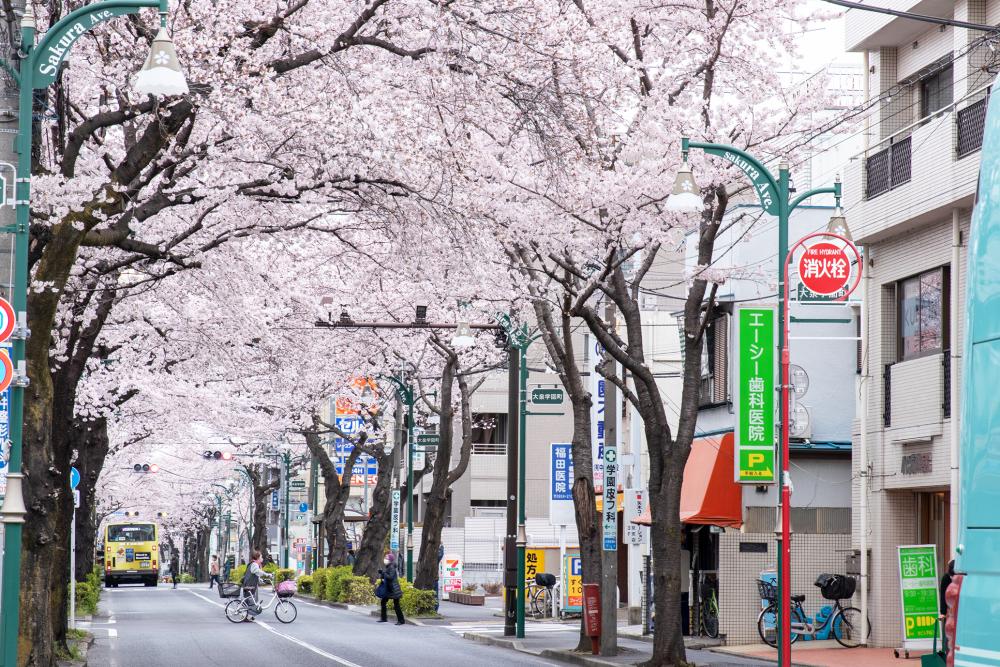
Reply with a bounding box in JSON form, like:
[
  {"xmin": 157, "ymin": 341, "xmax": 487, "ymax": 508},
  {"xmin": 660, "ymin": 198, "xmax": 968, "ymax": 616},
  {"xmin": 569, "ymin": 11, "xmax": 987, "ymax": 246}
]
[{"xmin": 798, "ymin": 242, "xmax": 851, "ymax": 296}]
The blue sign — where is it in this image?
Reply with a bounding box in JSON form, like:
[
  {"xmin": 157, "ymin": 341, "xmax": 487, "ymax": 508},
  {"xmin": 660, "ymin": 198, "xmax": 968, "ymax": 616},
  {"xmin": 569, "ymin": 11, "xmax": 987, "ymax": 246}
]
[
  {"xmin": 332, "ymin": 415, "xmax": 378, "ymax": 479},
  {"xmin": 298, "ymin": 502, "xmax": 308, "ymax": 513},
  {"xmin": 70, "ymin": 466, "xmax": 80, "ymax": 490},
  {"xmin": 550, "ymin": 444, "xmax": 574, "ymax": 500},
  {"xmin": 271, "ymin": 490, "xmax": 278, "ymax": 510}
]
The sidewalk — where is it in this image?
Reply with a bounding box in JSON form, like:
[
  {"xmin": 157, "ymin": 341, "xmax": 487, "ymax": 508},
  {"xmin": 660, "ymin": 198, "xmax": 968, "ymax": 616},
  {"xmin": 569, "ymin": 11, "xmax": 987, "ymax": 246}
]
[
  {"xmin": 464, "ymin": 631, "xmax": 655, "ymax": 666},
  {"xmin": 710, "ymin": 640, "xmax": 930, "ymax": 667}
]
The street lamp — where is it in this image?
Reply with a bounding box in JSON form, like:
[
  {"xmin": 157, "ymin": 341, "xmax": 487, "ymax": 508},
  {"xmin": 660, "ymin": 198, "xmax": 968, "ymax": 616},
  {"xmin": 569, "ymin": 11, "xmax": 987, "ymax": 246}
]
[
  {"xmin": 0, "ymin": 3, "xmax": 186, "ymax": 664},
  {"xmin": 669, "ymin": 137, "xmax": 845, "ymax": 667}
]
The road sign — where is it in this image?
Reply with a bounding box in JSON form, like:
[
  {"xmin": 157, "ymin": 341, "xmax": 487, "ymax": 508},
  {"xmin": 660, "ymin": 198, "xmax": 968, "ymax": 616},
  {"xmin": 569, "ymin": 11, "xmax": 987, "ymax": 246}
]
[
  {"xmin": 70, "ymin": 466, "xmax": 80, "ymax": 490},
  {"xmin": 291, "ymin": 479, "xmax": 306, "ymax": 489},
  {"xmin": 0, "ymin": 297, "xmax": 14, "ymax": 343},
  {"xmin": 898, "ymin": 545, "xmax": 940, "ymax": 647},
  {"xmin": 798, "ymin": 242, "xmax": 851, "ymax": 296},
  {"xmin": 390, "ymin": 489, "xmax": 400, "ymax": 551},
  {"xmin": 549, "ymin": 443, "xmax": 575, "ymax": 525},
  {"xmin": 298, "ymin": 502, "xmax": 308, "ymax": 513},
  {"xmin": 735, "ymin": 306, "xmax": 776, "ymax": 483},
  {"xmin": 531, "ymin": 388, "xmax": 564, "ymax": 405},
  {"xmin": 0, "ymin": 350, "xmax": 13, "ymax": 394},
  {"xmin": 73, "ymin": 489, "xmax": 80, "ymax": 509},
  {"xmin": 415, "ymin": 433, "xmax": 440, "ymax": 448}
]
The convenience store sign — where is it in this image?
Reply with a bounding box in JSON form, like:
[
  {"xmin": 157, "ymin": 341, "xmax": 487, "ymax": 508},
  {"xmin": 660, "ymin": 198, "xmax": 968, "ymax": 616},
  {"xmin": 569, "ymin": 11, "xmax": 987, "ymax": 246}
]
[{"xmin": 735, "ymin": 306, "xmax": 776, "ymax": 483}]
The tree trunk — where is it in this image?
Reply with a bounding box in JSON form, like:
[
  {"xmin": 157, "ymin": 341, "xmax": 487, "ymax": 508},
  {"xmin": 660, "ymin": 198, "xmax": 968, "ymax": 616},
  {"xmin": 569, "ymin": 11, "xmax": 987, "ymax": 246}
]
[
  {"xmin": 72, "ymin": 417, "xmax": 110, "ymax": 581},
  {"xmin": 353, "ymin": 447, "xmax": 394, "ymax": 579},
  {"xmin": 303, "ymin": 419, "xmax": 364, "ymax": 568},
  {"xmin": 247, "ymin": 464, "xmax": 280, "ymax": 562}
]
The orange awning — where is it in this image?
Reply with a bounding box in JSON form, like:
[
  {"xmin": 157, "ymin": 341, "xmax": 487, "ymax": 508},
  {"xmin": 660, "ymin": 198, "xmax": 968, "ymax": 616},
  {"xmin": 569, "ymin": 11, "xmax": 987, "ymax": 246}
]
[{"xmin": 630, "ymin": 433, "xmax": 743, "ymax": 529}]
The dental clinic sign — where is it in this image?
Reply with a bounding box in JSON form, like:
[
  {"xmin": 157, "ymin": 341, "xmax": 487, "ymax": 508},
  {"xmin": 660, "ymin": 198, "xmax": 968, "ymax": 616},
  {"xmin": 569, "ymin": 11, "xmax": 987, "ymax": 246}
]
[
  {"xmin": 34, "ymin": 7, "xmax": 136, "ymax": 87},
  {"xmin": 734, "ymin": 305, "xmax": 776, "ymax": 483}
]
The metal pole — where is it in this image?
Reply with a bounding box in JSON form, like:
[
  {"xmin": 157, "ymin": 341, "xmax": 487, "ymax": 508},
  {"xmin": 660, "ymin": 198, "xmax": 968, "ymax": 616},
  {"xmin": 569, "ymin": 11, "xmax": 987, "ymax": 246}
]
[
  {"xmin": 516, "ymin": 342, "xmax": 528, "ymax": 638},
  {"xmin": 601, "ymin": 304, "xmax": 619, "ymax": 656},
  {"xmin": 405, "ymin": 383, "xmax": 414, "ymax": 581},
  {"xmin": 503, "ymin": 344, "xmax": 520, "ymax": 636},
  {"xmin": 283, "ymin": 452, "xmax": 291, "ymax": 569},
  {"xmin": 70, "ymin": 505, "xmax": 76, "ymax": 630},
  {"xmin": 777, "ymin": 160, "xmax": 792, "ymax": 667}
]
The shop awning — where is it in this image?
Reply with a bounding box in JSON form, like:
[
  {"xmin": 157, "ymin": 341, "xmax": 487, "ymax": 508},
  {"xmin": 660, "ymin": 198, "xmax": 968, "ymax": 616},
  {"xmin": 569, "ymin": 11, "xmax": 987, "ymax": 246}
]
[{"xmin": 630, "ymin": 432, "xmax": 743, "ymax": 529}]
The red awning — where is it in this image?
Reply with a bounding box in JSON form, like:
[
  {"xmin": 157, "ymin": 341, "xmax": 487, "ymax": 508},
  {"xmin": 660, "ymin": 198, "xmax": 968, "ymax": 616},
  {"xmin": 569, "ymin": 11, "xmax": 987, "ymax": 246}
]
[{"xmin": 630, "ymin": 433, "xmax": 743, "ymax": 529}]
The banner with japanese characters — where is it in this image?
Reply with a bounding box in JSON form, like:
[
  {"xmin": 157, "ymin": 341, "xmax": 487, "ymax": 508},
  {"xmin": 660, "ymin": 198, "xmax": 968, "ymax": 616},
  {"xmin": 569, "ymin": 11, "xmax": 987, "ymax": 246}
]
[
  {"xmin": 734, "ymin": 305, "xmax": 776, "ymax": 483},
  {"xmin": 549, "ymin": 443, "xmax": 576, "ymax": 525},
  {"xmin": 898, "ymin": 545, "xmax": 939, "ymax": 646}
]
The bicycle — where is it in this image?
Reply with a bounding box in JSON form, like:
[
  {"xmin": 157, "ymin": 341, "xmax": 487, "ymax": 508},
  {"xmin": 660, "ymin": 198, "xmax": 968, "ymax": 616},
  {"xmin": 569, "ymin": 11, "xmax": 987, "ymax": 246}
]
[
  {"xmin": 222, "ymin": 578, "xmax": 297, "ymax": 624},
  {"xmin": 528, "ymin": 573, "xmax": 560, "ymax": 619},
  {"xmin": 700, "ymin": 581, "xmax": 719, "ymax": 639},
  {"xmin": 756, "ymin": 575, "xmax": 869, "ymax": 648}
]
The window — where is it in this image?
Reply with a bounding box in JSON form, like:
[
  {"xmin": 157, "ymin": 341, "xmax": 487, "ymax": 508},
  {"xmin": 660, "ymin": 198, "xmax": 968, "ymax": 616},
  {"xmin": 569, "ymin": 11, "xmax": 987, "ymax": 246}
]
[
  {"xmin": 921, "ymin": 64, "xmax": 953, "ymax": 118},
  {"xmin": 108, "ymin": 524, "xmax": 156, "ymax": 542},
  {"xmin": 699, "ymin": 314, "xmax": 729, "ymax": 406},
  {"xmin": 898, "ymin": 267, "xmax": 949, "ymax": 361},
  {"xmin": 472, "ymin": 413, "xmax": 507, "ymax": 454}
]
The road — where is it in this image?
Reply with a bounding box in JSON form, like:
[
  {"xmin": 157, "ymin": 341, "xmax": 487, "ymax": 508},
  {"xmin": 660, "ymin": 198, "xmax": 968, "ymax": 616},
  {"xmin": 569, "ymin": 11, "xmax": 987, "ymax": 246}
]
[{"xmin": 85, "ymin": 584, "xmax": 774, "ymax": 666}]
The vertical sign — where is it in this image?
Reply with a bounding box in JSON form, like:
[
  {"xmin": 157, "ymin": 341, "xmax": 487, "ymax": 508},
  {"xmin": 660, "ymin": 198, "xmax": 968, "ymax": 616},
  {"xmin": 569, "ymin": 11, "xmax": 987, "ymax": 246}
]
[
  {"xmin": 898, "ymin": 545, "xmax": 940, "ymax": 646},
  {"xmin": 602, "ymin": 440, "xmax": 618, "ymax": 551},
  {"xmin": 0, "ymin": 386, "xmax": 10, "ymax": 499},
  {"xmin": 525, "ymin": 549, "xmax": 546, "ymax": 584},
  {"xmin": 440, "ymin": 556, "xmax": 463, "ymax": 594},
  {"xmin": 590, "ymin": 348, "xmax": 605, "ymax": 490},
  {"xmin": 735, "ymin": 306, "xmax": 776, "ymax": 483},
  {"xmin": 270, "ymin": 489, "xmax": 279, "ymax": 510},
  {"xmin": 390, "ymin": 489, "xmax": 401, "ymax": 551},
  {"xmin": 562, "ymin": 554, "xmax": 583, "ymax": 612},
  {"xmin": 549, "ymin": 443, "xmax": 576, "ymax": 525},
  {"xmin": 624, "ymin": 489, "xmax": 647, "ymax": 545}
]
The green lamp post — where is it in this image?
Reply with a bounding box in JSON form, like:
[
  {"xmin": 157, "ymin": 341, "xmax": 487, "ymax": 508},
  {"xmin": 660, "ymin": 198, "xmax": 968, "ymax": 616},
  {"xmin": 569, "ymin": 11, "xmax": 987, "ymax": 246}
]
[
  {"xmin": 382, "ymin": 373, "xmax": 415, "ymax": 580},
  {"xmin": 0, "ymin": 2, "xmax": 186, "ymax": 664},
  {"xmin": 668, "ymin": 137, "xmax": 846, "ymax": 667}
]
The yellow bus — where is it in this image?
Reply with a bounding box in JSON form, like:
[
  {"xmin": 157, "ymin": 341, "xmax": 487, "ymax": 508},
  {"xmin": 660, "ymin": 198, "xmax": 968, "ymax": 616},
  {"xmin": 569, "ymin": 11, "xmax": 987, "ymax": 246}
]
[{"xmin": 104, "ymin": 522, "xmax": 160, "ymax": 587}]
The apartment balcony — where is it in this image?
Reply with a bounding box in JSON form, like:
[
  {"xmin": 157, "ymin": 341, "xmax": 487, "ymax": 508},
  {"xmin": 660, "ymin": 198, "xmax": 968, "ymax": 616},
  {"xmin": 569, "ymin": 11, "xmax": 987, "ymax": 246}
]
[
  {"xmin": 844, "ymin": 89, "xmax": 987, "ymax": 243},
  {"xmin": 845, "ymin": 0, "xmax": 954, "ymax": 51}
]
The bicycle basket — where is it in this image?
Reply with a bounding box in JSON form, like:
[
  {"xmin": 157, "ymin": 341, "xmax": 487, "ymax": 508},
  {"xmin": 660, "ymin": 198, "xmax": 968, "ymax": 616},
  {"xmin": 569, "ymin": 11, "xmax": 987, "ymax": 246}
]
[
  {"xmin": 757, "ymin": 580, "xmax": 777, "ymax": 601},
  {"xmin": 218, "ymin": 582, "xmax": 241, "ymax": 599},
  {"xmin": 276, "ymin": 580, "xmax": 297, "ymax": 598},
  {"xmin": 815, "ymin": 573, "xmax": 856, "ymax": 600}
]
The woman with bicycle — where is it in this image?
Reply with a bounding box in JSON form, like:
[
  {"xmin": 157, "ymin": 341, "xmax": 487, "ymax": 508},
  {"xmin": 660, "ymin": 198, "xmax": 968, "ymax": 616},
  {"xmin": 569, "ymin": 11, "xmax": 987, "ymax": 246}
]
[{"xmin": 241, "ymin": 550, "xmax": 271, "ymax": 622}]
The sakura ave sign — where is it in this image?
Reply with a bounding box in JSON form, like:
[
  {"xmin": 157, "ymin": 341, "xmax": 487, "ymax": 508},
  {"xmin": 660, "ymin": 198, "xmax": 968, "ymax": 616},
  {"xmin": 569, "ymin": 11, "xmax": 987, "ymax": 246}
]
[{"xmin": 798, "ymin": 242, "xmax": 851, "ymax": 296}]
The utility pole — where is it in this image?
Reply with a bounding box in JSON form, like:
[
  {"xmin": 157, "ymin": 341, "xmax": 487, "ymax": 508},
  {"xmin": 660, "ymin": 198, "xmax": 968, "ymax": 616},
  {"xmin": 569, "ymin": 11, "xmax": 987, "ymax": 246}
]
[
  {"xmin": 601, "ymin": 302, "xmax": 619, "ymax": 656},
  {"xmin": 283, "ymin": 451, "xmax": 291, "ymax": 569},
  {"xmin": 504, "ymin": 344, "xmax": 520, "ymax": 637}
]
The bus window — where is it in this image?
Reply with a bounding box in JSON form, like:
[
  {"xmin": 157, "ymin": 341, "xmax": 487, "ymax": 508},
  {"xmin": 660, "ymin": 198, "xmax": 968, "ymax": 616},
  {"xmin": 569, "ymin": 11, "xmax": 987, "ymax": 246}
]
[{"xmin": 108, "ymin": 524, "xmax": 156, "ymax": 542}]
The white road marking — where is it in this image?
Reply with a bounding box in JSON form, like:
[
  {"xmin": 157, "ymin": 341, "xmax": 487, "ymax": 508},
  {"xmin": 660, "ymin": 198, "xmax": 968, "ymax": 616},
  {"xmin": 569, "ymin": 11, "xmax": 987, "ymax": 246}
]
[
  {"xmin": 187, "ymin": 591, "xmax": 363, "ymax": 666},
  {"xmin": 107, "ymin": 629, "xmax": 118, "ymax": 638}
]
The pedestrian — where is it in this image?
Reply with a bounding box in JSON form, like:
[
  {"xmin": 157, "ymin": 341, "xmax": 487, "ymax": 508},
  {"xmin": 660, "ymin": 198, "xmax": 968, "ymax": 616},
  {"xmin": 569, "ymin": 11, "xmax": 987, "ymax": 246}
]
[
  {"xmin": 170, "ymin": 552, "xmax": 180, "ymax": 589},
  {"xmin": 940, "ymin": 559, "xmax": 956, "ymax": 655},
  {"xmin": 222, "ymin": 554, "xmax": 232, "ymax": 582},
  {"xmin": 347, "ymin": 549, "xmax": 356, "ymax": 566},
  {"xmin": 209, "ymin": 554, "xmax": 221, "ymax": 589},
  {"xmin": 377, "ymin": 553, "xmax": 405, "ymax": 626}
]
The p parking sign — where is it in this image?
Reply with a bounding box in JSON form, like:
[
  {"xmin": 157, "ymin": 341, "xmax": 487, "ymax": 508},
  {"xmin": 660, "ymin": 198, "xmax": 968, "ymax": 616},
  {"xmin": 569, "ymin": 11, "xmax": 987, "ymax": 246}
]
[
  {"xmin": 898, "ymin": 545, "xmax": 940, "ymax": 646},
  {"xmin": 734, "ymin": 306, "xmax": 776, "ymax": 483}
]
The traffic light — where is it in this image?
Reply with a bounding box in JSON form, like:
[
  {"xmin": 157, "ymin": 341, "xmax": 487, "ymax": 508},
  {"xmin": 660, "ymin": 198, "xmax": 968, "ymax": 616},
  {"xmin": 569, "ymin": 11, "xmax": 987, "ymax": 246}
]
[
  {"xmin": 124, "ymin": 511, "xmax": 140, "ymax": 517},
  {"xmin": 132, "ymin": 463, "xmax": 159, "ymax": 473},
  {"xmin": 202, "ymin": 450, "xmax": 233, "ymax": 461}
]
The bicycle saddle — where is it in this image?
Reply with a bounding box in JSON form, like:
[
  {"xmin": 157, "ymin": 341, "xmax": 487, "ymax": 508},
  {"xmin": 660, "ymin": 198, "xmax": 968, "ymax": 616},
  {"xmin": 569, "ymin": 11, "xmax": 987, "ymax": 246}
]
[{"xmin": 791, "ymin": 594, "xmax": 806, "ymax": 603}]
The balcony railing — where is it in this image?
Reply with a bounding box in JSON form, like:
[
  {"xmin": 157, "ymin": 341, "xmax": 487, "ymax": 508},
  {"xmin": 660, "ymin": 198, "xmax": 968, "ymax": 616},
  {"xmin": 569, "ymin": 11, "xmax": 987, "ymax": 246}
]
[
  {"xmin": 957, "ymin": 96, "xmax": 988, "ymax": 159},
  {"xmin": 866, "ymin": 136, "xmax": 911, "ymax": 199}
]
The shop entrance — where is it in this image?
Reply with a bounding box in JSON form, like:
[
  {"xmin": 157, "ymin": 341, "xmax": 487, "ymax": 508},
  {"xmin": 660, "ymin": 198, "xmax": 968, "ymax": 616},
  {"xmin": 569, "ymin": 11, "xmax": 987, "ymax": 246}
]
[{"xmin": 915, "ymin": 490, "xmax": 951, "ymax": 576}]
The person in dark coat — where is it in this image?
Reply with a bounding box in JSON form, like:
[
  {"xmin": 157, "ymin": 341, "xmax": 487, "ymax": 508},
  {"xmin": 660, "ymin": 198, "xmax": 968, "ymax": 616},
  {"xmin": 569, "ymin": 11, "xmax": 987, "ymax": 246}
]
[
  {"xmin": 377, "ymin": 553, "xmax": 405, "ymax": 625},
  {"xmin": 940, "ymin": 559, "xmax": 955, "ymax": 616},
  {"xmin": 170, "ymin": 552, "xmax": 180, "ymax": 589}
]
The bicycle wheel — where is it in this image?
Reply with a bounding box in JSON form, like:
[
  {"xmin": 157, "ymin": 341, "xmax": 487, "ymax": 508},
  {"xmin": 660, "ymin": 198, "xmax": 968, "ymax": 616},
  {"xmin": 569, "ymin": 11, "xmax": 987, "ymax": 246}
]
[
  {"xmin": 832, "ymin": 606, "xmax": 868, "ymax": 648},
  {"xmin": 225, "ymin": 600, "xmax": 248, "ymax": 624},
  {"xmin": 275, "ymin": 599, "xmax": 297, "ymax": 624},
  {"xmin": 702, "ymin": 602, "xmax": 719, "ymax": 638},
  {"xmin": 531, "ymin": 588, "xmax": 550, "ymax": 617},
  {"xmin": 757, "ymin": 604, "xmax": 805, "ymax": 646}
]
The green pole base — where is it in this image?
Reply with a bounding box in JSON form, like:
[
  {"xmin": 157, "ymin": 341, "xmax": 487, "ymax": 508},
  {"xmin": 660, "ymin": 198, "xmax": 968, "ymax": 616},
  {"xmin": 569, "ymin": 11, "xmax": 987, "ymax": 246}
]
[{"xmin": 516, "ymin": 545, "xmax": 526, "ymax": 638}]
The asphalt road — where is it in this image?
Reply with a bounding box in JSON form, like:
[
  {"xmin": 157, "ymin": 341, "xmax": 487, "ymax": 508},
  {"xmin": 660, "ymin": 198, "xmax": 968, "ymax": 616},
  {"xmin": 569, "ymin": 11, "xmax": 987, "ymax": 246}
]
[{"xmin": 84, "ymin": 584, "xmax": 774, "ymax": 667}]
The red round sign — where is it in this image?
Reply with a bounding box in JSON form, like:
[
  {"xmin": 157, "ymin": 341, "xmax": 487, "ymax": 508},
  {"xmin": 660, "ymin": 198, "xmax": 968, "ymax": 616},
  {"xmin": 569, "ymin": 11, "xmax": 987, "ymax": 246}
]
[
  {"xmin": 798, "ymin": 242, "xmax": 851, "ymax": 295},
  {"xmin": 0, "ymin": 350, "xmax": 12, "ymax": 393},
  {"xmin": 0, "ymin": 297, "xmax": 13, "ymax": 343}
]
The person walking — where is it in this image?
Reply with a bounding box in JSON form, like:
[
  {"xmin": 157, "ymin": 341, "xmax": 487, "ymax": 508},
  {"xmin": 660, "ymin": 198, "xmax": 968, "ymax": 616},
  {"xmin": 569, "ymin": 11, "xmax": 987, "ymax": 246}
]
[
  {"xmin": 209, "ymin": 555, "xmax": 221, "ymax": 589},
  {"xmin": 377, "ymin": 553, "xmax": 405, "ymax": 625},
  {"xmin": 222, "ymin": 554, "xmax": 232, "ymax": 583},
  {"xmin": 170, "ymin": 552, "xmax": 180, "ymax": 589}
]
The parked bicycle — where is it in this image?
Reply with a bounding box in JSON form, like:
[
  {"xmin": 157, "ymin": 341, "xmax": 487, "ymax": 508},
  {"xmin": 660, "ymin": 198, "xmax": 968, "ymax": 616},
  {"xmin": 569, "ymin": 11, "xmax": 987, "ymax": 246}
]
[
  {"xmin": 220, "ymin": 578, "xmax": 297, "ymax": 624},
  {"xmin": 756, "ymin": 574, "xmax": 868, "ymax": 648},
  {"xmin": 700, "ymin": 580, "xmax": 719, "ymax": 639},
  {"xmin": 528, "ymin": 573, "xmax": 560, "ymax": 619}
]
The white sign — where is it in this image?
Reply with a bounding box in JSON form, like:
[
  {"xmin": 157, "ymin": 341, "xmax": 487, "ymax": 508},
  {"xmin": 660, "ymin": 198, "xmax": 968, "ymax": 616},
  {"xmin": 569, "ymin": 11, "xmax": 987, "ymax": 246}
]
[
  {"xmin": 390, "ymin": 489, "xmax": 401, "ymax": 550},
  {"xmin": 440, "ymin": 555, "xmax": 463, "ymax": 594},
  {"xmin": 624, "ymin": 489, "xmax": 647, "ymax": 545},
  {"xmin": 550, "ymin": 443, "xmax": 576, "ymax": 526},
  {"xmin": 412, "ymin": 449, "xmax": 425, "ymax": 471},
  {"xmin": 590, "ymin": 346, "xmax": 605, "ymax": 490}
]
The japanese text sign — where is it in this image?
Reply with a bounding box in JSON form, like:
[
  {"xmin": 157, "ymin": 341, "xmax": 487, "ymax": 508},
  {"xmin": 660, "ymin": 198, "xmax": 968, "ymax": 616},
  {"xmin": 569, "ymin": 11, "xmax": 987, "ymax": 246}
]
[
  {"xmin": 624, "ymin": 489, "xmax": 647, "ymax": 545},
  {"xmin": 550, "ymin": 443, "xmax": 576, "ymax": 525},
  {"xmin": 735, "ymin": 306, "xmax": 776, "ymax": 483},
  {"xmin": 602, "ymin": 443, "xmax": 618, "ymax": 551},
  {"xmin": 562, "ymin": 554, "xmax": 583, "ymax": 612},
  {"xmin": 390, "ymin": 490, "xmax": 400, "ymax": 551},
  {"xmin": 898, "ymin": 545, "xmax": 940, "ymax": 643},
  {"xmin": 440, "ymin": 556, "xmax": 463, "ymax": 594},
  {"xmin": 525, "ymin": 549, "xmax": 545, "ymax": 585},
  {"xmin": 799, "ymin": 242, "xmax": 851, "ymax": 296}
]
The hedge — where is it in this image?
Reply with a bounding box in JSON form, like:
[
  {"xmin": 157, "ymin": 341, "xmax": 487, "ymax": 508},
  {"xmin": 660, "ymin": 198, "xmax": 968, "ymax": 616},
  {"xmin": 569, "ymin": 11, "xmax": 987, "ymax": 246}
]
[
  {"xmin": 342, "ymin": 576, "xmax": 378, "ymax": 605},
  {"xmin": 275, "ymin": 568, "xmax": 295, "ymax": 583},
  {"xmin": 399, "ymin": 580, "xmax": 437, "ymax": 617},
  {"xmin": 229, "ymin": 564, "xmax": 246, "ymax": 584},
  {"xmin": 324, "ymin": 566, "xmax": 354, "ymax": 602},
  {"xmin": 74, "ymin": 582, "xmax": 99, "ymax": 616},
  {"xmin": 179, "ymin": 573, "xmax": 196, "ymax": 584},
  {"xmin": 296, "ymin": 575, "xmax": 313, "ymax": 594},
  {"xmin": 312, "ymin": 568, "xmax": 329, "ymax": 599}
]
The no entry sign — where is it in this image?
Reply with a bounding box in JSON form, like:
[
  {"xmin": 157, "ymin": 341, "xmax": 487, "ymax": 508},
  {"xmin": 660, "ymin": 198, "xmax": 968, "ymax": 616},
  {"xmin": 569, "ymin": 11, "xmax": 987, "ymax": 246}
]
[{"xmin": 798, "ymin": 242, "xmax": 850, "ymax": 296}]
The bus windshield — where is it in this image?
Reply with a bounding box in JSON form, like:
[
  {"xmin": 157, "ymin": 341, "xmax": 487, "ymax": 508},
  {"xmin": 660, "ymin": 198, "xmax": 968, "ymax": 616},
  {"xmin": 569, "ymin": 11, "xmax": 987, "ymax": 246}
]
[{"xmin": 108, "ymin": 524, "xmax": 156, "ymax": 542}]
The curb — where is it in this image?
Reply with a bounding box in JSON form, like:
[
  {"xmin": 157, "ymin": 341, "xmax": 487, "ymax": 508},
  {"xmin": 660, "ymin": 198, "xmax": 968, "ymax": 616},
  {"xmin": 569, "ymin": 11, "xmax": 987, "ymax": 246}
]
[
  {"xmin": 463, "ymin": 632, "xmax": 635, "ymax": 666},
  {"xmin": 705, "ymin": 647, "xmax": 814, "ymax": 667},
  {"xmin": 538, "ymin": 649, "xmax": 629, "ymax": 667},
  {"xmin": 56, "ymin": 633, "xmax": 94, "ymax": 667}
]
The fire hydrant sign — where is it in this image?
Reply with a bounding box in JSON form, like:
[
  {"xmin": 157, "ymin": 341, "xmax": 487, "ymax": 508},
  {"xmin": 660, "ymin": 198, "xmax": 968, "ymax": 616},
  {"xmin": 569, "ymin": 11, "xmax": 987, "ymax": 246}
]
[
  {"xmin": 898, "ymin": 545, "xmax": 940, "ymax": 646},
  {"xmin": 735, "ymin": 306, "xmax": 776, "ymax": 483},
  {"xmin": 798, "ymin": 242, "xmax": 850, "ymax": 296}
]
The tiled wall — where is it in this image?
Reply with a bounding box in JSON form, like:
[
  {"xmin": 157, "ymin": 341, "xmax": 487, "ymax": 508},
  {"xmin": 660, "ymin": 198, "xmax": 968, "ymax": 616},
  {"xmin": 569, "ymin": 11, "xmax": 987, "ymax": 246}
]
[{"xmin": 717, "ymin": 532, "xmax": 852, "ymax": 645}]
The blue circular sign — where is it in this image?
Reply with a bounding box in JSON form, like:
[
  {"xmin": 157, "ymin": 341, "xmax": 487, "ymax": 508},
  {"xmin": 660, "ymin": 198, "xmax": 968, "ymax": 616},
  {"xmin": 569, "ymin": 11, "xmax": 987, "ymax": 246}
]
[
  {"xmin": 298, "ymin": 502, "xmax": 308, "ymax": 513},
  {"xmin": 70, "ymin": 466, "xmax": 80, "ymax": 490}
]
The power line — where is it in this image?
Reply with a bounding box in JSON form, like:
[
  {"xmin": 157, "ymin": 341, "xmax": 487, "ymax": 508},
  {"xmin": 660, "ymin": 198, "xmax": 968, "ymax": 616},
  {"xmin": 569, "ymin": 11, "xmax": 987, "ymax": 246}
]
[{"xmin": 820, "ymin": 0, "xmax": 1000, "ymax": 33}]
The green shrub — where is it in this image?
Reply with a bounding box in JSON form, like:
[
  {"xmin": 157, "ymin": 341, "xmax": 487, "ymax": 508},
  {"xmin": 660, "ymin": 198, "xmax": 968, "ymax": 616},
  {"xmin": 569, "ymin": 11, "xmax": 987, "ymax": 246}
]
[
  {"xmin": 263, "ymin": 562, "xmax": 278, "ymax": 575},
  {"xmin": 400, "ymin": 584, "xmax": 437, "ymax": 617},
  {"xmin": 324, "ymin": 566, "xmax": 353, "ymax": 602},
  {"xmin": 341, "ymin": 576, "xmax": 377, "ymax": 605},
  {"xmin": 312, "ymin": 568, "xmax": 328, "ymax": 598},
  {"xmin": 229, "ymin": 564, "xmax": 247, "ymax": 584},
  {"xmin": 275, "ymin": 568, "xmax": 295, "ymax": 583},
  {"xmin": 180, "ymin": 573, "xmax": 196, "ymax": 584},
  {"xmin": 74, "ymin": 581, "xmax": 99, "ymax": 616},
  {"xmin": 296, "ymin": 575, "xmax": 313, "ymax": 594}
]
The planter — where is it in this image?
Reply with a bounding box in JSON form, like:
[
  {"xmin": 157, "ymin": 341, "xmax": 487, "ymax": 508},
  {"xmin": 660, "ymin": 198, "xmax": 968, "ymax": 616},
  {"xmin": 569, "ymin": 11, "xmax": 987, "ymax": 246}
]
[{"xmin": 448, "ymin": 591, "xmax": 485, "ymax": 606}]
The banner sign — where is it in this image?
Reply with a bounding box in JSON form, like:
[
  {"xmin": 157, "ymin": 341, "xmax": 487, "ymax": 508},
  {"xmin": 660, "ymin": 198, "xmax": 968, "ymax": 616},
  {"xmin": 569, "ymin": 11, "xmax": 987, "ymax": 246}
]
[
  {"xmin": 332, "ymin": 409, "xmax": 377, "ymax": 484},
  {"xmin": 390, "ymin": 490, "xmax": 400, "ymax": 551},
  {"xmin": 898, "ymin": 545, "xmax": 940, "ymax": 646},
  {"xmin": 0, "ymin": 386, "xmax": 10, "ymax": 498},
  {"xmin": 734, "ymin": 306, "xmax": 776, "ymax": 483},
  {"xmin": 602, "ymin": 441, "xmax": 618, "ymax": 551},
  {"xmin": 624, "ymin": 489, "xmax": 648, "ymax": 545},
  {"xmin": 590, "ymin": 351, "xmax": 605, "ymax": 490},
  {"xmin": 550, "ymin": 443, "xmax": 576, "ymax": 526},
  {"xmin": 562, "ymin": 554, "xmax": 583, "ymax": 612},
  {"xmin": 525, "ymin": 549, "xmax": 545, "ymax": 585}
]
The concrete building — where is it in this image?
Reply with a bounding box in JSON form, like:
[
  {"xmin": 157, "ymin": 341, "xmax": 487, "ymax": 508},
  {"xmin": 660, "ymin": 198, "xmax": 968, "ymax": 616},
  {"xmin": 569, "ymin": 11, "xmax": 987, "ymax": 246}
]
[{"xmin": 842, "ymin": 0, "xmax": 992, "ymax": 648}]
